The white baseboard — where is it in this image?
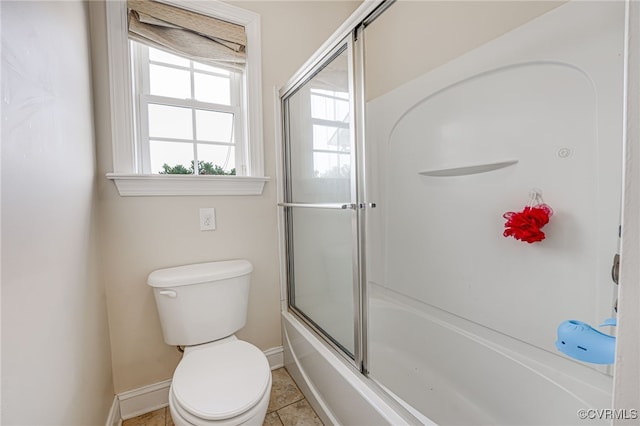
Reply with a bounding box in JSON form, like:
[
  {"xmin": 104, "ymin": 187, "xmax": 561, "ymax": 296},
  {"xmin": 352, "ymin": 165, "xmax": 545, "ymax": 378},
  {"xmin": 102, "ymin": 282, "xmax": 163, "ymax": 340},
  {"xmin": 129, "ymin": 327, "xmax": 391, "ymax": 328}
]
[
  {"xmin": 265, "ymin": 346, "xmax": 284, "ymax": 369},
  {"xmin": 106, "ymin": 395, "xmax": 122, "ymax": 426},
  {"xmin": 119, "ymin": 378, "xmax": 172, "ymax": 420},
  {"xmin": 116, "ymin": 346, "xmax": 284, "ymax": 421}
]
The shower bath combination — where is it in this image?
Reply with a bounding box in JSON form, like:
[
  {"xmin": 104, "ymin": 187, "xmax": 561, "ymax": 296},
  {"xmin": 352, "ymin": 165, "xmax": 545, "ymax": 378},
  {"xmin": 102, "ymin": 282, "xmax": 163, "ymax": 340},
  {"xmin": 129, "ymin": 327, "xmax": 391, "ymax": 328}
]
[{"xmin": 278, "ymin": 1, "xmax": 626, "ymax": 425}]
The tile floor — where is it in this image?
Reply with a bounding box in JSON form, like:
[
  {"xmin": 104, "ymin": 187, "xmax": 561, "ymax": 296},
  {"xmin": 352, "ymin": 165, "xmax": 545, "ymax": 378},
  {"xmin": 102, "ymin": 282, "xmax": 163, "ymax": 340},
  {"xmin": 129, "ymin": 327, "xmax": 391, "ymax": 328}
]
[{"xmin": 122, "ymin": 368, "xmax": 324, "ymax": 426}]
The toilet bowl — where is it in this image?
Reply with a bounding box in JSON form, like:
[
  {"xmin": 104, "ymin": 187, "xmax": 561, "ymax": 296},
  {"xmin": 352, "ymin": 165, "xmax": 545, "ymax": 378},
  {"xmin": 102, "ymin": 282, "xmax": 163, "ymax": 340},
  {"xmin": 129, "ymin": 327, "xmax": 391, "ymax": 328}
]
[{"xmin": 147, "ymin": 260, "xmax": 272, "ymax": 426}]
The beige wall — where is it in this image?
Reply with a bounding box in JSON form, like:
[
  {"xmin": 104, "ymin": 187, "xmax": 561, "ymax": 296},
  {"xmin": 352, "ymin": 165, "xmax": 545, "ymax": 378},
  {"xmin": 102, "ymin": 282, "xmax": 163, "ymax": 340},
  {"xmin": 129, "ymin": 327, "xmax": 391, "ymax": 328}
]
[
  {"xmin": 90, "ymin": 0, "xmax": 361, "ymax": 393},
  {"xmin": 1, "ymin": 1, "xmax": 115, "ymax": 424},
  {"xmin": 365, "ymin": 1, "xmax": 564, "ymax": 101}
]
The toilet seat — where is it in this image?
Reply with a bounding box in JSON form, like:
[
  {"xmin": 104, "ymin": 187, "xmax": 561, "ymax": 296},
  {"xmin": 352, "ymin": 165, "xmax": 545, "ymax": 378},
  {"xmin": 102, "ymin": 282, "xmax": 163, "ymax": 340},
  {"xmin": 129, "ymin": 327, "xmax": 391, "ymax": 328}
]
[{"xmin": 171, "ymin": 340, "xmax": 271, "ymax": 422}]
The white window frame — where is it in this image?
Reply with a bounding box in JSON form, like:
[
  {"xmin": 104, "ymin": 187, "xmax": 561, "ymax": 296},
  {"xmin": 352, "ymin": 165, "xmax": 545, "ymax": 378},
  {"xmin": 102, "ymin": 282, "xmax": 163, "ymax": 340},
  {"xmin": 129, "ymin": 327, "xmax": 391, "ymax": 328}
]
[{"xmin": 105, "ymin": 0, "xmax": 268, "ymax": 196}]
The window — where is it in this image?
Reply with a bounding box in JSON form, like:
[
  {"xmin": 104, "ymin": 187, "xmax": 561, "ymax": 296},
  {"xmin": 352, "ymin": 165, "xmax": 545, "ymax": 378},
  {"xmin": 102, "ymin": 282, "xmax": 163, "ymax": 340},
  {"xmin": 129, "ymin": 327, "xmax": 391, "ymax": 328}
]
[
  {"xmin": 132, "ymin": 43, "xmax": 242, "ymax": 175},
  {"xmin": 105, "ymin": 0, "xmax": 267, "ymax": 196}
]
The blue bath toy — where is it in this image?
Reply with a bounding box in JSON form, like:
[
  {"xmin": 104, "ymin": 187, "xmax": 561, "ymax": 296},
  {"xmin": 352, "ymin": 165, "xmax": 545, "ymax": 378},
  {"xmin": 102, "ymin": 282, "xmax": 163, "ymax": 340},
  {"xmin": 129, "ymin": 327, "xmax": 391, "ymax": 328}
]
[{"xmin": 555, "ymin": 319, "xmax": 616, "ymax": 364}]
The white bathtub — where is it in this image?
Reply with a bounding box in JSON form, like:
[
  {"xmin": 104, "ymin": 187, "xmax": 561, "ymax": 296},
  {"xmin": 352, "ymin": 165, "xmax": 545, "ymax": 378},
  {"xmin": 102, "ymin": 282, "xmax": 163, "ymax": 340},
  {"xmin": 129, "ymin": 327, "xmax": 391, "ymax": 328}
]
[
  {"xmin": 368, "ymin": 287, "xmax": 613, "ymax": 425},
  {"xmin": 283, "ymin": 289, "xmax": 613, "ymax": 426}
]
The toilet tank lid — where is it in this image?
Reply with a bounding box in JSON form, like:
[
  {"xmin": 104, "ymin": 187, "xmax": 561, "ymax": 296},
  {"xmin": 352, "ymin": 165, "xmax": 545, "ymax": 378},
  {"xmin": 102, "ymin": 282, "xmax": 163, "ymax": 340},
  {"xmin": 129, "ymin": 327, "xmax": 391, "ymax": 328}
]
[{"xmin": 147, "ymin": 260, "xmax": 252, "ymax": 288}]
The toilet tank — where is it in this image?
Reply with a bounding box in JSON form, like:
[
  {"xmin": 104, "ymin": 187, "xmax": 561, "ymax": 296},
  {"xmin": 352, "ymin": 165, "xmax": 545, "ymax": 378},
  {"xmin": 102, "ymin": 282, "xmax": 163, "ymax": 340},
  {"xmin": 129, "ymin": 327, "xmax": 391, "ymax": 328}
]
[{"xmin": 147, "ymin": 260, "xmax": 253, "ymax": 346}]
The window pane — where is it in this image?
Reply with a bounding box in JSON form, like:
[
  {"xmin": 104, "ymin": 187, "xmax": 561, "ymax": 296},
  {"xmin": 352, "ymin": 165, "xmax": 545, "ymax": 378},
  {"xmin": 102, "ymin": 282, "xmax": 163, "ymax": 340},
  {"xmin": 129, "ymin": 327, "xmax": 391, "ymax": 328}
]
[
  {"xmin": 149, "ymin": 140, "xmax": 194, "ymax": 174},
  {"xmin": 148, "ymin": 104, "xmax": 193, "ymax": 140},
  {"xmin": 194, "ymin": 73, "xmax": 231, "ymax": 105},
  {"xmin": 313, "ymin": 124, "xmax": 350, "ymax": 151},
  {"xmin": 148, "ymin": 47, "xmax": 189, "ymax": 67},
  {"xmin": 197, "ymin": 144, "xmax": 236, "ymax": 173},
  {"xmin": 313, "ymin": 152, "xmax": 350, "ymax": 178},
  {"xmin": 195, "ymin": 110, "xmax": 233, "ymax": 142},
  {"xmin": 150, "ymin": 64, "xmax": 191, "ymax": 99}
]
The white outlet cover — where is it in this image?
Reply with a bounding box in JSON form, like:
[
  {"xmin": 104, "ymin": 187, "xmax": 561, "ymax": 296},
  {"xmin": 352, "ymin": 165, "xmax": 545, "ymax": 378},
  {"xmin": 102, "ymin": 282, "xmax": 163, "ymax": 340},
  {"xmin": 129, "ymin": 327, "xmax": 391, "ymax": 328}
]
[{"xmin": 199, "ymin": 208, "xmax": 216, "ymax": 231}]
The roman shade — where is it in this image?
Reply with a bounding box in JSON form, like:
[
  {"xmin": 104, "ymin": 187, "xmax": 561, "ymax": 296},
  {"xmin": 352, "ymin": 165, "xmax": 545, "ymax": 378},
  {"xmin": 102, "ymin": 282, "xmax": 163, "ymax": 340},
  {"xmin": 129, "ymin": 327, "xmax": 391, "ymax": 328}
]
[{"xmin": 128, "ymin": 0, "xmax": 246, "ymax": 69}]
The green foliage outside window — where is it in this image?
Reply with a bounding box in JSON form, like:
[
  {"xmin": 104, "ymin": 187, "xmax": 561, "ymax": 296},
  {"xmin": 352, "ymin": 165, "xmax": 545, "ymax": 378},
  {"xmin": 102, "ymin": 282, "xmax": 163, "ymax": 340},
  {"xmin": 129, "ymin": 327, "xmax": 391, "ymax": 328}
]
[{"xmin": 160, "ymin": 161, "xmax": 236, "ymax": 176}]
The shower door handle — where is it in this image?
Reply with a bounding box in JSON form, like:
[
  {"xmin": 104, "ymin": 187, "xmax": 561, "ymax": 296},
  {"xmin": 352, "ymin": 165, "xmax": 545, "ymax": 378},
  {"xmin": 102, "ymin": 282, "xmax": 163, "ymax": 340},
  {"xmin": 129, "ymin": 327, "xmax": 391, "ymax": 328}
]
[
  {"xmin": 278, "ymin": 202, "xmax": 357, "ymax": 210},
  {"xmin": 357, "ymin": 203, "xmax": 377, "ymax": 209}
]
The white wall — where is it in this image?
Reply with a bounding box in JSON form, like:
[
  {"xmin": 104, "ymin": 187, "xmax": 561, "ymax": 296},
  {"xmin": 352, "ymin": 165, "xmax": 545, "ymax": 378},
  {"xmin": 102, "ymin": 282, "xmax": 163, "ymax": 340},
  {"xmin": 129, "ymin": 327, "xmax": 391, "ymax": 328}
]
[
  {"xmin": 89, "ymin": 0, "xmax": 361, "ymax": 393},
  {"xmin": 1, "ymin": 1, "xmax": 115, "ymax": 424},
  {"xmin": 365, "ymin": 1, "xmax": 564, "ymax": 101}
]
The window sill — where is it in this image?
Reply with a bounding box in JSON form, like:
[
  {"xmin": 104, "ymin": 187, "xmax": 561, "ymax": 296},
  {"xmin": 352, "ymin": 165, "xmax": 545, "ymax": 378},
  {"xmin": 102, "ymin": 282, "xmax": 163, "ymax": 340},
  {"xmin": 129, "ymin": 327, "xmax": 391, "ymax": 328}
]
[{"xmin": 106, "ymin": 173, "xmax": 269, "ymax": 196}]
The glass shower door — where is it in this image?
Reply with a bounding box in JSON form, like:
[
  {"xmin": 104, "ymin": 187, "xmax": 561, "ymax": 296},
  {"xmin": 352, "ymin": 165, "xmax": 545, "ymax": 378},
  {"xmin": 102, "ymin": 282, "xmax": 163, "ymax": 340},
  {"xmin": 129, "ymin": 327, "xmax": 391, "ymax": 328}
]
[{"xmin": 281, "ymin": 39, "xmax": 359, "ymax": 359}]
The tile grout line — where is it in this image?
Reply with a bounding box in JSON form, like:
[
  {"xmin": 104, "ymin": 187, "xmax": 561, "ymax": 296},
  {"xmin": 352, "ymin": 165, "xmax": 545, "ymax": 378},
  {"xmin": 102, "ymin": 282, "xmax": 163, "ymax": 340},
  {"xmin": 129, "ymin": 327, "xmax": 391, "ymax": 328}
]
[
  {"xmin": 269, "ymin": 395, "xmax": 305, "ymax": 414},
  {"xmin": 273, "ymin": 397, "xmax": 324, "ymax": 426}
]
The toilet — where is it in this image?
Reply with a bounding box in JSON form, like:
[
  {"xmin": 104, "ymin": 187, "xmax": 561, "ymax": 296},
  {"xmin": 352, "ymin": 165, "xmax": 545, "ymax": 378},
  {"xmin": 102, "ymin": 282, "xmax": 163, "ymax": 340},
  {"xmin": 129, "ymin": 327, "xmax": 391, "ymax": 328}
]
[{"xmin": 147, "ymin": 260, "xmax": 272, "ymax": 426}]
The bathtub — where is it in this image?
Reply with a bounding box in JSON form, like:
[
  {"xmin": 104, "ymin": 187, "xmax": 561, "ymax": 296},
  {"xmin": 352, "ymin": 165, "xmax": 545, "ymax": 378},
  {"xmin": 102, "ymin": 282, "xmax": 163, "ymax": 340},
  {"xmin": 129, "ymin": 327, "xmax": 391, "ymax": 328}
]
[
  {"xmin": 283, "ymin": 288, "xmax": 613, "ymax": 426},
  {"xmin": 369, "ymin": 287, "xmax": 613, "ymax": 425}
]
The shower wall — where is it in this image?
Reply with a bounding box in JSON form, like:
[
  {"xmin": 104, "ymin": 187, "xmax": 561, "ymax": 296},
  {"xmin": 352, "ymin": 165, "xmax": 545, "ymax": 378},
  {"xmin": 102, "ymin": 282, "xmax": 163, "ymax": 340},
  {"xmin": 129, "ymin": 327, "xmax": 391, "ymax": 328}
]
[{"xmin": 365, "ymin": 2, "xmax": 624, "ymax": 424}]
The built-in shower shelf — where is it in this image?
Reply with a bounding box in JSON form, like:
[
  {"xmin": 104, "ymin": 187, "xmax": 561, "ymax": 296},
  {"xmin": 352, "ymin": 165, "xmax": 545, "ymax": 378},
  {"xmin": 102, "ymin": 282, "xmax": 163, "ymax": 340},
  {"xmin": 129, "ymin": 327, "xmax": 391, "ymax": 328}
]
[{"xmin": 418, "ymin": 159, "xmax": 519, "ymax": 177}]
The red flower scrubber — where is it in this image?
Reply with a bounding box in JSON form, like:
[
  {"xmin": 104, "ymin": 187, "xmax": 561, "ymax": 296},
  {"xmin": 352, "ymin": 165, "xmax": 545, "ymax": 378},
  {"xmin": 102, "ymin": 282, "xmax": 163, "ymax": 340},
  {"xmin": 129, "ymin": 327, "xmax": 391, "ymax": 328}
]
[{"xmin": 503, "ymin": 189, "xmax": 553, "ymax": 244}]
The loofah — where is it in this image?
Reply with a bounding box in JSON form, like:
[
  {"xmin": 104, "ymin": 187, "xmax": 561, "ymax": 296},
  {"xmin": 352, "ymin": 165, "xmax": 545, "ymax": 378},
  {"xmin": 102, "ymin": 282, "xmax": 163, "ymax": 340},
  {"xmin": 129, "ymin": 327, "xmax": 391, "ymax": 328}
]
[{"xmin": 503, "ymin": 203, "xmax": 553, "ymax": 243}]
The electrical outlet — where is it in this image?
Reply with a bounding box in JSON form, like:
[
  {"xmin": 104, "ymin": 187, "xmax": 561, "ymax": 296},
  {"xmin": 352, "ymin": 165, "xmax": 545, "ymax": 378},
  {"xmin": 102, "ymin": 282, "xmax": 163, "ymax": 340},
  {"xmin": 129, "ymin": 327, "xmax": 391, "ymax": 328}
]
[{"xmin": 199, "ymin": 208, "xmax": 216, "ymax": 231}]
